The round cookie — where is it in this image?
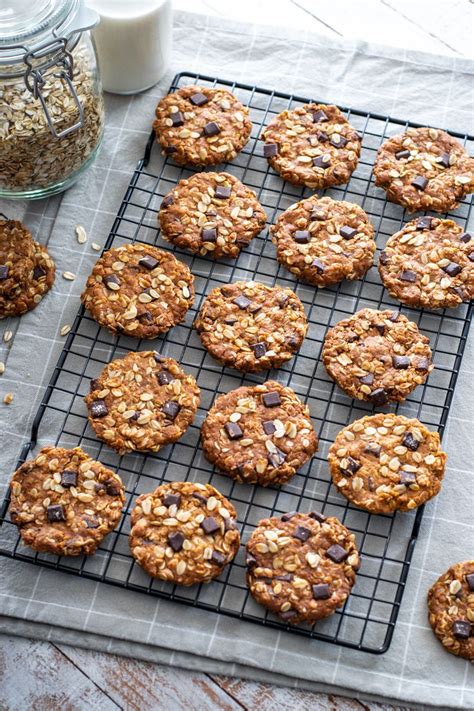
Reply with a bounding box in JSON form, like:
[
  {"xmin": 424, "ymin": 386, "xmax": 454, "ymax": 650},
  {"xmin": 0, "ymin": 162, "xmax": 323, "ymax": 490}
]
[
  {"xmin": 81, "ymin": 244, "xmax": 194, "ymax": 339},
  {"xmin": 0, "ymin": 240, "xmax": 55, "ymax": 319},
  {"xmin": 201, "ymin": 381, "xmax": 318, "ymax": 486},
  {"xmin": 129, "ymin": 481, "xmax": 240, "ymax": 585},
  {"xmin": 428, "ymin": 561, "xmax": 474, "ymax": 660},
  {"xmin": 261, "ymin": 103, "xmax": 361, "ymax": 189},
  {"xmin": 322, "ymin": 308, "xmax": 433, "ymax": 405},
  {"xmin": 328, "ymin": 414, "xmax": 446, "ymax": 514},
  {"xmin": 84, "ymin": 351, "xmax": 200, "ymax": 454},
  {"xmin": 374, "ymin": 127, "xmax": 474, "ymax": 212},
  {"xmin": 246, "ymin": 511, "xmax": 360, "ymax": 625},
  {"xmin": 194, "ymin": 281, "xmax": 308, "ymax": 372},
  {"xmin": 9, "ymin": 446, "xmax": 125, "ymax": 556},
  {"xmin": 379, "ymin": 217, "xmax": 474, "ymax": 309},
  {"xmin": 153, "ymin": 85, "xmax": 252, "ymax": 166},
  {"xmin": 159, "ymin": 171, "xmax": 267, "ymax": 259},
  {"xmin": 271, "ymin": 195, "xmax": 375, "ymax": 287},
  {"xmin": 0, "ymin": 219, "xmax": 36, "ymax": 297}
]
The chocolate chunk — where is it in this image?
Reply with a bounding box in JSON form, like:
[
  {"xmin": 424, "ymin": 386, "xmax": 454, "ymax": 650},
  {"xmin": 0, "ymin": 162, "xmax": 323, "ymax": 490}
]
[
  {"xmin": 415, "ymin": 216, "xmax": 433, "ymax": 230},
  {"xmin": 312, "ymin": 257, "xmax": 326, "ymax": 273},
  {"xmin": 442, "ymin": 262, "xmax": 462, "ymax": 277},
  {"xmin": 61, "ymin": 470, "xmax": 77, "ymax": 488},
  {"xmin": 171, "ymin": 111, "xmax": 184, "ymax": 127},
  {"xmin": 202, "ymin": 227, "xmax": 217, "ymax": 242},
  {"xmin": 466, "ymin": 573, "xmax": 474, "ymax": 591},
  {"xmin": 203, "ymin": 121, "xmax": 220, "ymax": 136},
  {"xmin": 293, "ymin": 525, "xmax": 310, "ymax": 542},
  {"xmin": 262, "ymin": 391, "xmax": 281, "ymax": 408},
  {"xmin": 395, "ymin": 149, "xmax": 410, "ymax": 160},
  {"xmin": 331, "ymin": 135, "xmax": 348, "ymax": 148},
  {"xmin": 388, "ymin": 311, "xmax": 399, "ymax": 322},
  {"xmin": 89, "ymin": 378, "xmax": 100, "ymax": 391},
  {"xmin": 224, "ymin": 517, "xmax": 238, "ymax": 531},
  {"xmin": 233, "ymin": 295, "xmax": 251, "ymax": 310},
  {"xmin": 276, "ymin": 573, "xmax": 293, "ymax": 582},
  {"xmin": 224, "ymin": 421, "xmax": 243, "ymax": 440},
  {"xmin": 311, "ymin": 208, "xmax": 327, "ymax": 221},
  {"xmin": 84, "ymin": 516, "xmax": 99, "ymax": 529},
  {"xmin": 192, "ymin": 492, "xmax": 208, "ymax": 504},
  {"xmin": 379, "ymin": 250, "xmax": 389, "ymax": 266},
  {"xmin": 360, "ymin": 373, "xmax": 374, "ymax": 385},
  {"xmin": 460, "ymin": 232, "xmax": 471, "ymax": 243},
  {"xmin": 364, "ymin": 443, "xmax": 381, "ymax": 457},
  {"xmin": 326, "ymin": 544, "xmax": 349, "ymax": 563},
  {"xmin": 47, "ymin": 504, "xmax": 65, "ymax": 523},
  {"xmin": 90, "ymin": 400, "xmax": 108, "ymax": 418},
  {"xmin": 162, "ymin": 401, "xmax": 180, "ymax": 420},
  {"xmin": 281, "ymin": 511, "xmax": 298, "ymax": 522},
  {"xmin": 317, "ymin": 130, "xmax": 329, "ymax": 142},
  {"xmin": 33, "ymin": 265, "xmax": 46, "ymax": 280},
  {"xmin": 392, "ymin": 355, "xmax": 410, "ymax": 369},
  {"xmin": 164, "ymin": 145, "xmax": 177, "ymax": 155},
  {"xmin": 168, "ymin": 531, "xmax": 185, "ymax": 552},
  {"xmin": 104, "ymin": 274, "xmax": 120, "ymax": 289},
  {"xmin": 367, "ymin": 476, "xmax": 375, "ymax": 491},
  {"xmin": 294, "ymin": 230, "xmax": 311, "ymax": 244},
  {"xmin": 105, "ymin": 478, "xmax": 121, "ymax": 496},
  {"xmin": 246, "ymin": 554, "xmax": 257, "ymax": 568},
  {"xmin": 370, "ymin": 388, "xmax": 388, "ymax": 406},
  {"xmin": 224, "ymin": 316, "xmax": 237, "ymax": 325},
  {"xmin": 279, "ymin": 610, "xmax": 297, "ymax": 621},
  {"xmin": 251, "ymin": 342, "xmax": 267, "ymax": 358},
  {"xmin": 400, "ymin": 471, "xmax": 416, "ymax": 486},
  {"xmin": 469, "ymin": 252, "xmax": 474, "ymax": 262},
  {"xmin": 139, "ymin": 255, "xmax": 159, "ymax": 270},
  {"xmin": 340, "ymin": 225, "xmax": 357, "ymax": 240},
  {"xmin": 190, "ymin": 92, "xmax": 208, "ymax": 106},
  {"xmin": 263, "ymin": 143, "xmax": 278, "ymax": 158},
  {"xmin": 268, "ymin": 447, "xmax": 286, "ymax": 468},
  {"xmin": 308, "ymin": 511, "xmax": 326, "ymax": 522},
  {"xmin": 215, "ymin": 184, "xmax": 231, "ymax": 199},
  {"xmin": 201, "ymin": 516, "xmax": 220, "ymax": 535},
  {"xmin": 452, "ymin": 620, "xmax": 471, "ymax": 640},
  {"xmin": 211, "ymin": 550, "xmax": 226, "ymax": 565},
  {"xmin": 157, "ymin": 370, "xmax": 174, "ymax": 386},
  {"xmin": 439, "ymin": 152, "xmax": 450, "ymax": 168},
  {"xmin": 341, "ymin": 456, "xmax": 361, "ymax": 475},
  {"xmin": 411, "ymin": 176, "xmax": 428, "ymax": 191},
  {"xmin": 277, "ymin": 292, "xmax": 289, "ymax": 307},
  {"xmin": 161, "ymin": 194, "xmax": 174, "ymax": 208},
  {"xmin": 375, "ymin": 323, "xmax": 385, "ymax": 335},
  {"xmin": 129, "ymin": 411, "xmax": 140, "ymax": 422},
  {"xmin": 0, "ymin": 265, "xmax": 8, "ymax": 280},
  {"xmin": 139, "ymin": 311, "xmax": 153, "ymax": 324},
  {"xmin": 262, "ymin": 420, "xmax": 276, "ymax": 435},
  {"xmin": 313, "ymin": 155, "xmax": 330, "ymax": 169},
  {"xmin": 312, "ymin": 109, "xmax": 328, "ymax": 123},
  {"xmin": 414, "ymin": 356, "xmax": 430, "ymax": 371},
  {"xmin": 312, "ymin": 583, "xmax": 331, "ymax": 600},
  {"xmin": 163, "ymin": 493, "xmax": 181, "ymax": 507},
  {"xmin": 154, "ymin": 351, "xmax": 165, "ymax": 363},
  {"xmin": 402, "ymin": 432, "xmax": 420, "ymax": 451}
]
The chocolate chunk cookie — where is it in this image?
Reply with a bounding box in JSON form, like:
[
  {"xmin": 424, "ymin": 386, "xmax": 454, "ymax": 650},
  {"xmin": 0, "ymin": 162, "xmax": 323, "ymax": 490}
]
[
  {"xmin": 246, "ymin": 512, "xmax": 359, "ymax": 625},
  {"xmin": 262, "ymin": 103, "xmax": 361, "ymax": 189},
  {"xmin": 201, "ymin": 381, "xmax": 318, "ymax": 486},
  {"xmin": 9, "ymin": 446, "xmax": 125, "ymax": 556},
  {"xmin": 379, "ymin": 217, "xmax": 473, "ymax": 309},
  {"xmin": 374, "ymin": 127, "xmax": 474, "ymax": 212},
  {"xmin": 322, "ymin": 308, "xmax": 433, "ymax": 405},
  {"xmin": 159, "ymin": 171, "xmax": 267, "ymax": 259},
  {"xmin": 85, "ymin": 351, "xmax": 200, "ymax": 454},
  {"xmin": 428, "ymin": 561, "xmax": 474, "ymax": 660},
  {"xmin": 194, "ymin": 281, "xmax": 308, "ymax": 372},
  {"xmin": 81, "ymin": 244, "xmax": 194, "ymax": 339},
  {"xmin": 271, "ymin": 195, "xmax": 375, "ymax": 287},
  {"xmin": 153, "ymin": 85, "xmax": 252, "ymax": 166},
  {"xmin": 328, "ymin": 413, "xmax": 446, "ymax": 514},
  {"xmin": 129, "ymin": 481, "xmax": 240, "ymax": 585}
]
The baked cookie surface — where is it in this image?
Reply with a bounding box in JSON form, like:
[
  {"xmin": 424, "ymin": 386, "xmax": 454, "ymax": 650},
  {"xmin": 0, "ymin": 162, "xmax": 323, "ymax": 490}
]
[
  {"xmin": 159, "ymin": 171, "xmax": 266, "ymax": 259},
  {"xmin": 9, "ymin": 446, "xmax": 125, "ymax": 556},
  {"xmin": 85, "ymin": 351, "xmax": 200, "ymax": 454},
  {"xmin": 328, "ymin": 413, "xmax": 446, "ymax": 514},
  {"xmin": 271, "ymin": 195, "xmax": 375, "ymax": 287},
  {"xmin": 153, "ymin": 85, "xmax": 252, "ymax": 165},
  {"xmin": 81, "ymin": 244, "xmax": 194, "ymax": 339},
  {"xmin": 201, "ymin": 380, "xmax": 318, "ymax": 486},
  {"xmin": 246, "ymin": 511, "xmax": 359, "ymax": 625},
  {"xmin": 374, "ymin": 127, "xmax": 474, "ymax": 212},
  {"xmin": 428, "ymin": 561, "xmax": 474, "ymax": 660},
  {"xmin": 322, "ymin": 308, "xmax": 433, "ymax": 405},
  {"xmin": 379, "ymin": 217, "xmax": 473, "ymax": 309},
  {"xmin": 262, "ymin": 103, "xmax": 361, "ymax": 188},
  {"xmin": 129, "ymin": 481, "xmax": 240, "ymax": 585},
  {"xmin": 194, "ymin": 281, "xmax": 308, "ymax": 372}
]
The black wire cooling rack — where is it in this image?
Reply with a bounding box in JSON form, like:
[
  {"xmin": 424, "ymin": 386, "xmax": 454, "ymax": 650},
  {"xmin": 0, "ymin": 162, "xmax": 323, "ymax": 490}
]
[{"xmin": 0, "ymin": 71, "xmax": 472, "ymax": 655}]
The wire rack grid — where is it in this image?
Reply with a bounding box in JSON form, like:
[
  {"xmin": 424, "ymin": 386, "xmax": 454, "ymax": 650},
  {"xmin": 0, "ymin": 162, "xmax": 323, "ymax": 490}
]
[{"xmin": 0, "ymin": 71, "xmax": 472, "ymax": 655}]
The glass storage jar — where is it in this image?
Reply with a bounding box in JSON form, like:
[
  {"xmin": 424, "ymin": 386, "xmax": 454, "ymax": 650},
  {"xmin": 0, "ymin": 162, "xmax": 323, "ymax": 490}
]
[{"xmin": 0, "ymin": 0, "xmax": 104, "ymax": 199}]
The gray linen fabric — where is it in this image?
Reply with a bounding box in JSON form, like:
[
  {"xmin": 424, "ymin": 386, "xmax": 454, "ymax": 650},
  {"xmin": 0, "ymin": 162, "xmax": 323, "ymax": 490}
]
[{"xmin": 0, "ymin": 12, "xmax": 473, "ymax": 709}]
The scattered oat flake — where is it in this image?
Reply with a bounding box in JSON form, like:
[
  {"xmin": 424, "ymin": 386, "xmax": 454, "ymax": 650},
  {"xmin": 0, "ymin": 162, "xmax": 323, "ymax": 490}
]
[
  {"xmin": 3, "ymin": 330, "xmax": 13, "ymax": 343},
  {"xmin": 0, "ymin": 362, "xmax": 5, "ymax": 375},
  {"xmin": 60, "ymin": 324, "xmax": 71, "ymax": 336},
  {"xmin": 92, "ymin": 242, "xmax": 101, "ymax": 251},
  {"xmin": 75, "ymin": 224, "xmax": 87, "ymax": 244},
  {"xmin": 3, "ymin": 392, "xmax": 13, "ymax": 405},
  {"xmin": 62, "ymin": 271, "xmax": 76, "ymax": 280}
]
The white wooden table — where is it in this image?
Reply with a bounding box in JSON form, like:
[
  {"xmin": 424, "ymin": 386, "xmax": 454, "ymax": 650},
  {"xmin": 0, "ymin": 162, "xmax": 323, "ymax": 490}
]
[{"xmin": 2, "ymin": 1, "xmax": 472, "ymax": 708}]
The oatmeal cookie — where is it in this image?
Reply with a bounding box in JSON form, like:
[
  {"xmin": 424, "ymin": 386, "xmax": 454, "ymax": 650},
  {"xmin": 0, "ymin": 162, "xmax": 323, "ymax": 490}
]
[
  {"xmin": 328, "ymin": 413, "xmax": 446, "ymax": 514},
  {"xmin": 85, "ymin": 351, "xmax": 200, "ymax": 454},
  {"xmin": 9, "ymin": 446, "xmax": 125, "ymax": 556},
  {"xmin": 0, "ymin": 240, "xmax": 55, "ymax": 319},
  {"xmin": 428, "ymin": 561, "xmax": 474, "ymax": 660},
  {"xmin": 379, "ymin": 217, "xmax": 473, "ymax": 309},
  {"xmin": 129, "ymin": 481, "xmax": 240, "ymax": 585},
  {"xmin": 322, "ymin": 308, "xmax": 433, "ymax": 405},
  {"xmin": 374, "ymin": 127, "xmax": 474, "ymax": 212},
  {"xmin": 153, "ymin": 85, "xmax": 252, "ymax": 166},
  {"xmin": 271, "ymin": 195, "xmax": 375, "ymax": 287},
  {"xmin": 159, "ymin": 171, "xmax": 267, "ymax": 259},
  {"xmin": 261, "ymin": 103, "xmax": 361, "ymax": 189},
  {"xmin": 201, "ymin": 381, "xmax": 318, "ymax": 486},
  {"xmin": 194, "ymin": 281, "xmax": 308, "ymax": 372},
  {"xmin": 246, "ymin": 511, "xmax": 359, "ymax": 625},
  {"xmin": 81, "ymin": 244, "xmax": 194, "ymax": 339}
]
